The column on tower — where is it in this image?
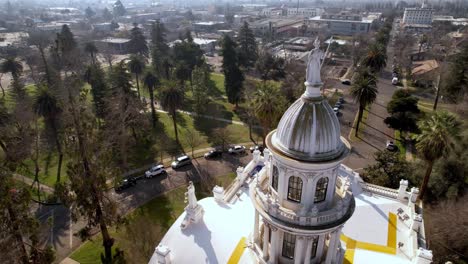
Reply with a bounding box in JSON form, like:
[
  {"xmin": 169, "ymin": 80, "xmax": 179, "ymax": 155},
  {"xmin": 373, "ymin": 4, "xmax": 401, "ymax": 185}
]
[
  {"xmin": 325, "ymin": 227, "xmax": 342, "ymax": 263},
  {"xmin": 294, "ymin": 236, "xmax": 305, "ymax": 264},
  {"xmin": 262, "ymin": 221, "xmax": 270, "ymax": 260},
  {"xmin": 269, "ymin": 226, "xmax": 279, "ymax": 263},
  {"xmin": 254, "ymin": 211, "xmax": 260, "ymax": 243}
]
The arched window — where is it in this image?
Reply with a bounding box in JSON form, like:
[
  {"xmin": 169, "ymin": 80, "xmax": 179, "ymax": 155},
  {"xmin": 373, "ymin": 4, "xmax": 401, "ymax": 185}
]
[
  {"xmin": 282, "ymin": 232, "xmax": 296, "ymax": 259},
  {"xmin": 314, "ymin": 177, "xmax": 329, "ymax": 203},
  {"xmin": 287, "ymin": 176, "xmax": 303, "ymax": 202},
  {"xmin": 271, "ymin": 166, "xmax": 279, "ymax": 191}
]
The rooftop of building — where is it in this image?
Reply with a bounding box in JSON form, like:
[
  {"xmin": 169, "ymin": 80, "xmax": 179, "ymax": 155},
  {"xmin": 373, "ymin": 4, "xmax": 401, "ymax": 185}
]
[
  {"xmin": 411, "ymin": 59, "xmax": 439, "ymax": 76},
  {"xmin": 99, "ymin": 37, "xmax": 131, "ymax": 44},
  {"xmin": 150, "ymin": 156, "xmax": 428, "ymax": 263}
]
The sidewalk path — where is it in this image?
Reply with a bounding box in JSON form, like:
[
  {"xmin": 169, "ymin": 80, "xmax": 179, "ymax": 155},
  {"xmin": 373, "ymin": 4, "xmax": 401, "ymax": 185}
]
[
  {"xmin": 155, "ymin": 109, "xmax": 261, "ymax": 128},
  {"xmin": 13, "ymin": 173, "xmax": 55, "ymax": 194}
]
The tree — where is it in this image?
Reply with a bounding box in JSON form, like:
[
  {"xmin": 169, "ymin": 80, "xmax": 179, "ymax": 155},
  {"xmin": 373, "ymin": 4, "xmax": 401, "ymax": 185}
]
[
  {"xmin": 143, "ymin": 71, "xmax": 159, "ymax": 128},
  {"xmin": 191, "ymin": 65, "xmax": 212, "ymax": 113},
  {"xmin": 85, "ymin": 6, "xmax": 96, "ymax": 19},
  {"xmin": 413, "ymin": 111, "xmax": 462, "ymax": 199},
  {"xmin": 212, "ymin": 127, "xmax": 233, "ymax": 151},
  {"xmin": 184, "ymin": 129, "xmax": 204, "ymax": 157},
  {"xmin": 237, "ymin": 22, "xmax": 258, "ymax": 69},
  {"xmin": 128, "ymin": 55, "xmax": 145, "ymax": 98},
  {"xmin": 102, "ymin": 8, "xmax": 113, "ymax": 21},
  {"xmin": 0, "ymin": 167, "xmax": 55, "ymax": 263},
  {"xmin": 27, "ymin": 30, "xmax": 53, "ymax": 86},
  {"xmin": 0, "ymin": 57, "xmax": 23, "ymax": 82},
  {"xmin": 84, "ymin": 42, "xmax": 98, "ymax": 65},
  {"xmin": 150, "ymin": 20, "xmax": 169, "ymax": 78},
  {"xmin": 84, "ymin": 64, "xmax": 108, "ymax": 120},
  {"xmin": 160, "ymin": 81, "xmax": 184, "ymax": 143},
  {"xmin": 350, "ymin": 69, "xmax": 378, "ymax": 136},
  {"xmin": 255, "ymin": 50, "xmax": 286, "ymax": 81},
  {"xmin": 58, "ymin": 24, "xmax": 77, "ymax": 54},
  {"xmin": 221, "ymin": 35, "xmax": 244, "ymax": 107},
  {"xmin": 172, "ymin": 33, "xmax": 204, "ymax": 86},
  {"xmin": 33, "ymin": 86, "xmax": 63, "ymax": 183},
  {"xmin": 442, "ymin": 43, "xmax": 468, "ymax": 102},
  {"xmin": 384, "ymin": 89, "xmax": 421, "ymax": 136},
  {"xmin": 128, "ymin": 25, "xmax": 148, "ymax": 57},
  {"xmin": 55, "ymin": 77, "xmax": 121, "ymax": 263},
  {"xmin": 361, "ymin": 43, "xmax": 387, "ymax": 73},
  {"xmin": 113, "ymin": 0, "xmax": 126, "ymax": 17},
  {"xmin": 252, "ymin": 82, "xmax": 286, "ymax": 145},
  {"xmin": 362, "ymin": 150, "xmax": 411, "ymax": 188}
]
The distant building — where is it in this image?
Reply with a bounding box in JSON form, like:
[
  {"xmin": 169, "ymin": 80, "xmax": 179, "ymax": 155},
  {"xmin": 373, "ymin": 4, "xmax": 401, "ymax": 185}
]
[
  {"xmin": 401, "ymin": 1, "xmax": 434, "ymax": 32},
  {"xmin": 261, "ymin": 8, "xmax": 284, "ymax": 17},
  {"xmin": 192, "ymin": 21, "xmax": 226, "ymax": 33},
  {"xmin": 98, "ymin": 38, "xmax": 131, "ymax": 54},
  {"xmin": 309, "ymin": 12, "xmax": 373, "ymax": 35},
  {"xmin": 283, "ymin": 37, "xmax": 314, "ymax": 51},
  {"xmin": 287, "ymin": 8, "xmax": 324, "ymax": 18},
  {"xmin": 251, "ymin": 18, "xmax": 305, "ymax": 38},
  {"xmin": 92, "ymin": 23, "xmax": 115, "ymax": 32}
]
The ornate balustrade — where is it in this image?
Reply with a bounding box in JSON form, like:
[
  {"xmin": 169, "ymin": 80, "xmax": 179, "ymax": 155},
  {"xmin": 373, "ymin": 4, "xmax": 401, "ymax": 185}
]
[
  {"xmin": 360, "ymin": 182, "xmax": 399, "ymax": 199},
  {"xmin": 253, "ymin": 185, "xmax": 354, "ymax": 227}
]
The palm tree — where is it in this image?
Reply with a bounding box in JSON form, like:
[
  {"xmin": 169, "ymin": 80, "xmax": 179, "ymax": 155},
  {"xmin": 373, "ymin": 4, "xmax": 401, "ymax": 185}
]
[
  {"xmin": 160, "ymin": 81, "xmax": 184, "ymax": 143},
  {"xmin": 361, "ymin": 43, "xmax": 387, "ymax": 73},
  {"xmin": 413, "ymin": 111, "xmax": 461, "ymax": 199},
  {"xmin": 0, "ymin": 57, "xmax": 23, "ymax": 82},
  {"xmin": 128, "ymin": 55, "xmax": 145, "ymax": 99},
  {"xmin": 143, "ymin": 71, "xmax": 159, "ymax": 128},
  {"xmin": 84, "ymin": 42, "xmax": 98, "ymax": 64},
  {"xmin": 252, "ymin": 82, "xmax": 286, "ymax": 146},
  {"xmin": 350, "ymin": 69, "xmax": 378, "ymax": 137},
  {"xmin": 33, "ymin": 87, "xmax": 63, "ymax": 183}
]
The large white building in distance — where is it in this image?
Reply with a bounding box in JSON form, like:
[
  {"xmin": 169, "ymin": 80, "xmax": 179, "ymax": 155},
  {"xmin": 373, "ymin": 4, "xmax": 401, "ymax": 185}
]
[
  {"xmin": 150, "ymin": 41, "xmax": 433, "ymax": 264},
  {"xmin": 402, "ymin": 1, "xmax": 434, "ymax": 30}
]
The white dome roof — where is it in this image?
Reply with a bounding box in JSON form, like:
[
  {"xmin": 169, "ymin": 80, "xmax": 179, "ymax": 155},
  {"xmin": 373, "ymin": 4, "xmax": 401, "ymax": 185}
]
[{"xmin": 272, "ymin": 95, "xmax": 345, "ymax": 162}]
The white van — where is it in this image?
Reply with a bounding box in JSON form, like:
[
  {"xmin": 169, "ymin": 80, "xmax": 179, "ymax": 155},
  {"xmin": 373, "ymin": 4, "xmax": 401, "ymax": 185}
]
[{"xmin": 392, "ymin": 77, "xmax": 398, "ymax": 85}]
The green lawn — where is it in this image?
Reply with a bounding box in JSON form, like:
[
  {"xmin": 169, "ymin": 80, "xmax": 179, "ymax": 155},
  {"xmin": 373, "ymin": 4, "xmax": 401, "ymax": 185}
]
[
  {"xmin": 394, "ymin": 130, "xmax": 407, "ymax": 157},
  {"xmin": 70, "ymin": 173, "xmax": 236, "ymax": 263},
  {"xmin": 19, "ymin": 152, "xmax": 70, "ymax": 187}
]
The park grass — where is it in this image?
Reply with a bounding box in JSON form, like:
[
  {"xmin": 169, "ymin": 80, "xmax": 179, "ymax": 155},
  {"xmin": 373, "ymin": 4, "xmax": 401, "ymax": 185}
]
[
  {"xmin": 70, "ymin": 173, "xmax": 236, "ymax": 263},
  {"xmin": 394, "ymin": 130, "xmax": 407, "ymax": 157},
  {"xmin": 19, "ymin": 152, "xmax": 70, "ymax": 187},
  {"xmin": 349, "ymin": 108, "xmax": 369, "ymax": 142}
]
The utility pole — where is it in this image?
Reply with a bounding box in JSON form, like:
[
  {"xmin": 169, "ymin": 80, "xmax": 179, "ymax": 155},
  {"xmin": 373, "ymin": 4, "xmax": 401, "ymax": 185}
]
[{"xmin": 433, "ymin": 73, "xmax": 441, "ymax": 111}]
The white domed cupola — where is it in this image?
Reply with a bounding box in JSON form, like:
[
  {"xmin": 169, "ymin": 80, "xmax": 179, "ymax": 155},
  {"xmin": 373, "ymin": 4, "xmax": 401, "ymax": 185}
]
[{"xmin": 273, "ymin": 94, "xmax": 345, "ymax": 162}]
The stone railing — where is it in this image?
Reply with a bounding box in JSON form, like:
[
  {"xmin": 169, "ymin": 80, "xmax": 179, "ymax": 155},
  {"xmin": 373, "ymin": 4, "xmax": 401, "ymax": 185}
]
[
  {"xmin": 359, "ymin": 182, "xmax": 399, "ymax": 199},
  {"xmin": 253, "ymin": 186, "xmax": 354, "ymax": 227}
]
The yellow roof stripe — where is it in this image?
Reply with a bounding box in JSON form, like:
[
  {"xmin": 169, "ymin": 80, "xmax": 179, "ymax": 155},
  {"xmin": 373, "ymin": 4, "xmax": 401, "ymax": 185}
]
[{"xmin": 227, "ymin": 237, "xmax": 247, "ymax": 264}]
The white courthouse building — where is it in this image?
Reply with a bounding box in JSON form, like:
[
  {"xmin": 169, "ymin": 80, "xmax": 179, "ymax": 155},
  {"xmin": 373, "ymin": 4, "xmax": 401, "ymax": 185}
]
[{"xmin": 150, "ymin": 42, "xmax": 433, "ymax": 264}]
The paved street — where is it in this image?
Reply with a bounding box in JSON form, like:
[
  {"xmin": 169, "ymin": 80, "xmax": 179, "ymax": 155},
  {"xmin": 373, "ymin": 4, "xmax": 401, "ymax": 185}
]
[{"xmin": 36, "ymin": 152, "xmax": 252, "ymax": 263}]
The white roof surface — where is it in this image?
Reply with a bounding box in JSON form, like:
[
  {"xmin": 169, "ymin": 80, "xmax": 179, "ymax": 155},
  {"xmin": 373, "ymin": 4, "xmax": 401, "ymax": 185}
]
[
  {"xmin": 149, "ymin": 186, "xmax": 256, "ymax": 264},
  {"xmin": 150, "ymin": 163, "xmax": 421, "ymax": 264}
]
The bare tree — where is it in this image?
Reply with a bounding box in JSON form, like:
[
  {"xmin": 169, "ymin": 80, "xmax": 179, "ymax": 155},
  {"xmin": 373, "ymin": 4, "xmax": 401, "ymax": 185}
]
[
  {"xmin": 212, "ymin": 127, "xmax": 233, "ymax": 152},
  {"xmin": 183, "ymin": 129, "xmax": 204, "ymax": 157}
]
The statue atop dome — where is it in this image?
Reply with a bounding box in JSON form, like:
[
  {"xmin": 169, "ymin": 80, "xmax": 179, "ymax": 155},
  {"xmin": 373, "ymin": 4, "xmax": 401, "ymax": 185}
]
[{"xmin": 305, "ymin": 37, "xmax": 325, "ymax": 86}]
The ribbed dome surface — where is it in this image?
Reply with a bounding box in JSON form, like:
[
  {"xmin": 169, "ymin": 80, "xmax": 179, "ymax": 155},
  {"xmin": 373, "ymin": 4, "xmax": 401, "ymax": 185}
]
[{"xmin": 272, "ymin": 95, "xmax": 345, "ymax": 162}]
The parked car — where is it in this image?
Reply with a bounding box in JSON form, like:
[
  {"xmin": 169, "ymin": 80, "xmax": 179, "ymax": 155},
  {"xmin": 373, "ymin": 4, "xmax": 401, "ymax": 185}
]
[
  {"xmin": 392, "ymin": 77, "xmax": 399, "ymax": 85},
  {"xmin": 333, "ymin": 107, "xmax": 340, "ymax": 116},
  {"xmin": 386, "ymin": 141, "xmax": 398, "ymax": 152},
  {"xmin": 249, "ymin": 145, "xmax": 264, "ymax": 153},
  {"xmin": 338, "ymin": 97, "xmax": 345, "ymax": 103},
  {"xmin": 145, "ymin": 164, "xmax": 166, "ymax": 178},
  {"xmin": 204, "ymin": 149, "xmax": 222, "ymax": 159},
  {"xmin": 115, "ymin": 177, "xmax": 137, "ymax": 192},
  {"xmin": 341, "ymin": 79, "xmax": 351, "ymax": 85},
  {"xmin": 229, "ymin": 145, "xmax": 246, "ymax": 154},
  {"xmin": 334, "ymin": 102, "xmax": 342, "ymax": 109},
  {"xmin": 171, "ymin": 155, "xmax": 192, "ymax": 169}
]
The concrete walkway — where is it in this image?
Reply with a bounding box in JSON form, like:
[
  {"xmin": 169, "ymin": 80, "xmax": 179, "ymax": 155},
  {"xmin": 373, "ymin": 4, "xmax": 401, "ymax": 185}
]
[{"xmin": 13, "ymin": 173, "xmax": 55, "ymax": 194}]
